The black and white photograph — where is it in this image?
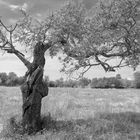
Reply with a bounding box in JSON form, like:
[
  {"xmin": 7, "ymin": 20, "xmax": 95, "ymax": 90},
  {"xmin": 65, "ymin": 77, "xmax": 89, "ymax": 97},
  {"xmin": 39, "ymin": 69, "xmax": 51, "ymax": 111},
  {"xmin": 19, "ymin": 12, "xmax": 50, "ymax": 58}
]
[{"xmin": 0, "ymin": 0, "xmax": 140, "ymax": 139}]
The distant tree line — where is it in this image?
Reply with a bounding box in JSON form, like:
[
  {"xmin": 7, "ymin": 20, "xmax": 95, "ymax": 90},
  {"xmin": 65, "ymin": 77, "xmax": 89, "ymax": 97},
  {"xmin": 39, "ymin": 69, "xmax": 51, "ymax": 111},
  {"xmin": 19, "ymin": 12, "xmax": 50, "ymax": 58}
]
[
  {"xmin": 90, "ymin": 75, "xmax": 131, "ymax": 89},
  {"xmin": 44, "ymin": 76, "xmax": 91, "ymax": 88},
  {"xmin": 44, "ymin": 73, "xmax": 140, "ymax": 89},
  {"xmin": 0, "ymin": 72, "xmax": 140, "ymax": 88},
  {"xmin": 0, "ymin": 72, "xmax": 25, "ymax": 86}
]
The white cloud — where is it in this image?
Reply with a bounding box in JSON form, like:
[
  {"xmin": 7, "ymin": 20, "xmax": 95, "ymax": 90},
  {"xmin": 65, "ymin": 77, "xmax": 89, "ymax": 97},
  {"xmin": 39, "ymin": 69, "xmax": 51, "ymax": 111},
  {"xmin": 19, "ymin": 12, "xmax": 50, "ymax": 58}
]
[
  {"xmin": 9, "ymin": 3, "xmax": 28, "ymax": 12},
  {"xmin": 9, "ymin": 4, "xmax": 20, "ymax": 11},
  {"xmin": 0, "ymin": 0, "xmax": 19, "ymax": 11},
  {"xmin": 22, "ymin": 3, "xmax": 28, "ymax": 11},
  {"xmin": 0, "ymin": 0, "xmax": 28, "ymax": 12}
]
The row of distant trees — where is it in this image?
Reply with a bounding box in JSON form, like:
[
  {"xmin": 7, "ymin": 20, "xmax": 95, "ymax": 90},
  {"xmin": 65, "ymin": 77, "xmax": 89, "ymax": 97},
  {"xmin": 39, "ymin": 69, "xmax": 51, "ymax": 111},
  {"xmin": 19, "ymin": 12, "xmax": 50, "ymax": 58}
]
[
  {"xmin": 0, "ymin": 72, "xmax": 24, "ymax": 86},
  {"xmin": 44, "ymin": 76, "xmax": 91, "ymax": 88},
  {"xmin": 0, "ymin": 72, "xmax": 140, "ymax": 88},
  {"xmin": 44, "ymin": 73, "xmax": 140, "ymax": 89}
]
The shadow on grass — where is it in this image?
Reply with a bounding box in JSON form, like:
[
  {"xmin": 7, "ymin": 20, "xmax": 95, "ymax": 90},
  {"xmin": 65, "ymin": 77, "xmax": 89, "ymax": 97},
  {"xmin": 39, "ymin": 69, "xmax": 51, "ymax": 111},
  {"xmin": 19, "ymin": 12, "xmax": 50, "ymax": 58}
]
[
  {"xmin": 41, "ymin": 113, "xmax": 75, "ymax": 132},
  {"xmin": 1, "ymin": 112, "xmax": 140, "ymax": 139}
]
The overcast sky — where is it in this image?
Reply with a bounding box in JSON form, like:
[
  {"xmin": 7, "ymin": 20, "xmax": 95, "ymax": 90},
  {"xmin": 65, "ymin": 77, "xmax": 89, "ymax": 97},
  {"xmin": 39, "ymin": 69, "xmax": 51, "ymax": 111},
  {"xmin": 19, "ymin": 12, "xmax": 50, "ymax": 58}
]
[{"xmin": 0, "ymin": 0, "xmax": 139, "ymax": 80}]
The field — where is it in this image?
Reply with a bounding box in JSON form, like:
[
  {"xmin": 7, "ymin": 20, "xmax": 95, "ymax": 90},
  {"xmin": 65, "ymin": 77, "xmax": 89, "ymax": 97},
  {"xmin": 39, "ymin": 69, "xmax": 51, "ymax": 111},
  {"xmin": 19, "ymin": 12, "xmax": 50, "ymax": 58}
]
[{"xmin": 0, "ymin": 86, "xmax": 140, "ymax": 139}]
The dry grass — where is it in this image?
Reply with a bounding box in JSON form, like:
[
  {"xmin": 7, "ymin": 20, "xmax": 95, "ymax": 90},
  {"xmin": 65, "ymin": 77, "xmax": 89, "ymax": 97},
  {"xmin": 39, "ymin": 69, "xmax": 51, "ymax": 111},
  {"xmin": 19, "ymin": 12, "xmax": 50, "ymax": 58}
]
[{"xmin": 0, "ymin": 87, "xmax": 140, "ymax": 139}]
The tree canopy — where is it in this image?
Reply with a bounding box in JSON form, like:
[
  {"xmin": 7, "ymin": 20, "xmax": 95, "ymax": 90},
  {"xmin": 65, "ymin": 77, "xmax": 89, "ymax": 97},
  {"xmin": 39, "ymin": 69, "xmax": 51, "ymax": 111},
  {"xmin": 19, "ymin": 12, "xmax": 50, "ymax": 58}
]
[
  {"xmin": 0, "ymin": 0, "xmax": 140, "ymax": 78},
  {"xmin": 54, "ymin": 0, "xmax": 140, "ymax": 77}
]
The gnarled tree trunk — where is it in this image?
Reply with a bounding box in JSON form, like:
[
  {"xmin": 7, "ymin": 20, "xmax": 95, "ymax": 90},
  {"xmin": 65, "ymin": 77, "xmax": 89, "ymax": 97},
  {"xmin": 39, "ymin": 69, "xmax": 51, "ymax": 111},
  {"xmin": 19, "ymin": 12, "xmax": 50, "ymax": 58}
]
[{"xmin": 20, "ymin": 42, "xmax": 48, "ymax": 133}]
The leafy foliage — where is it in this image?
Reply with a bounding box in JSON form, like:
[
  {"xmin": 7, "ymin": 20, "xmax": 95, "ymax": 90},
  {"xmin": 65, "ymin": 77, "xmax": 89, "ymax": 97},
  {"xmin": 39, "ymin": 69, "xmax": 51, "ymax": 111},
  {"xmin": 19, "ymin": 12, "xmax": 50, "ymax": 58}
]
[{"xmin": 51, "ymin": 0, "xmax": 140, "ymax": 77}]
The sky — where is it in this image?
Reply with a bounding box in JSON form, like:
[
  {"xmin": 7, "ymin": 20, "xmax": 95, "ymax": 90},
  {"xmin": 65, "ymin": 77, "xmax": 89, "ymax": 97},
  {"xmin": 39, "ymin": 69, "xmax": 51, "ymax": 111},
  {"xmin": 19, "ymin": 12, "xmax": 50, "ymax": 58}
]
[{"xmin": 0, "ymin": 0, "xmax": 139, "ymax": 80}]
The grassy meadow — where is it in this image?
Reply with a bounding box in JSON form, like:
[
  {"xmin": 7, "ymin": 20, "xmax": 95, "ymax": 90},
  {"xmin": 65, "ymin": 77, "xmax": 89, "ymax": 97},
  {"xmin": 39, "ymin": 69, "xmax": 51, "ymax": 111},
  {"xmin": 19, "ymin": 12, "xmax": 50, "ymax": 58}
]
[{"xmin": 0, "ymin": 86, "xmax": 140, "ymax": 139}]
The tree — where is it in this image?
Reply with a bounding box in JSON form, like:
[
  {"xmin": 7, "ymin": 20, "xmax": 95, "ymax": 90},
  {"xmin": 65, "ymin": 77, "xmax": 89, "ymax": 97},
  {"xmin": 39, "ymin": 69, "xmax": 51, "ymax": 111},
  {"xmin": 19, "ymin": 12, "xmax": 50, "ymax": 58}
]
[
  {"xmin": 56, "ymin": 77, "xmax": 64, "ymax": 87},
  {"xmin": 0, "ymin": 0, "xmax": 140, "ymax": 133},
  {"xmin": 17, "ymin": 76, "xmax": 25, "ymax": 85},
  {"xmin": 78, "ymin": 77, "xmax": 91, "ymax": 88},
  {"xmin": 6, "ymin": 72, "xmax": 18, "ymax": 86},
  {"xmin": 134, "ymin": 72, "xmax": 140, "ymax": 88},
  {"xmin": 64, "ymin": 79, "xmax": 78, "ymax": 88},
  {"xmin": 0, "ymin": 72, "xmax": 24, "ymax": 86},
  {"xmin": 44, "ymin": 76, "xmax": 49, "ymax": 84},
  {"xmin": 49, "ymin": 80, "xmax": 57, "ymax": 87},
  {"xmin": 122, "ymin": 78, "xmax": 133, "ymax": 88},
  {"xmin": 116, "ymin": 74, "xmax": 122, "ymax": 80},
  {"xmin": 55, "ymin": 0, "xmax": 140, "ymax": 78},
  {"xmin": 0, "ymin": 73, "xmax": 8, "ymax": 85},
  {"xmin": 114, "ymin": 74, "xmax": 123, "ymax": 88},
  {"xmin": 90, "ymin": 78, "xmax": 98, "ymax": 88}
]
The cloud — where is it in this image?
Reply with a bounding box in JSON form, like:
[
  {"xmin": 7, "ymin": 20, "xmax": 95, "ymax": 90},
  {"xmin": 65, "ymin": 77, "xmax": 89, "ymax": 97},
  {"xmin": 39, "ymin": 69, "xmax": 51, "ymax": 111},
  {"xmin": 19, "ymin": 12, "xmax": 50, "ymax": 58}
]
[
  {"xmin": 0, "ymin": 0, "xmax": 28, "ymax": 12},
  {"xmin": 0, "ymin": 1, "xmax": 29, "ymax": 25},
  {"xmin": 9, "ymin": 3, "xmax": 28, "ymax": 12},
  {"xmin": 9, "ymin": 4, "xmax": 19, "ymax": 11},
  {"xmin": 0, "ymin": 0, "xmax": 97, "ymax": 25},
  {"xmin": 22, "ymin": 3, "xmax": 28, "ymax": 11}
]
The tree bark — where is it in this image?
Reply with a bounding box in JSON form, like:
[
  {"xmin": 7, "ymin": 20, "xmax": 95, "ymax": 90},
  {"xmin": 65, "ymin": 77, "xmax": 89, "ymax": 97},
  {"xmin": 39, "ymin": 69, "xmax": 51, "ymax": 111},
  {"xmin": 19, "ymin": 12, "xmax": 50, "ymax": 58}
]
[{"xmin": 20, "ymin": 42, "xmax": 48, "ymax": 133}]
